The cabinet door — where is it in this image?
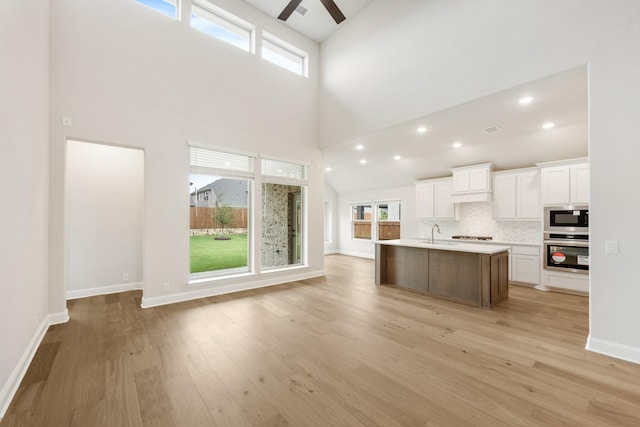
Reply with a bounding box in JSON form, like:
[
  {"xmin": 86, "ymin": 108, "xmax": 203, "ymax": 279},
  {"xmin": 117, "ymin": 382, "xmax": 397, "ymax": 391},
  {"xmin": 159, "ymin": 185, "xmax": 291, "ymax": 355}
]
[
  {"xmin": 452, "ymin": 170, "xmax": 469, "ymax": 193},
  {"xmin": 516, "ymin": 171, "xmax": 541, "ymax": 219},
  {"xmin": 415, "ymin": 183, "xmax": 435, "ymax": 219},
  {"xmin": 493, "ymin": 174, "xmax": 516, "ymax": 219},
  {"xmin": 469, "ymin": 168, "xmax": 490, "ymax": 192},
  {"xmin": 570, "ymin": 164, "xmax": 589, "ymax": 204},
  {"xmin": 541, "ymin": 166, "xmax": 570, "ymax": 205},
  {"xmin": 434, "ymin": 180, "xmax": 455, "ymax": 219},
  {"xmin": 512, "ymin": 254, "xmax": 540, "ymax": 285}
]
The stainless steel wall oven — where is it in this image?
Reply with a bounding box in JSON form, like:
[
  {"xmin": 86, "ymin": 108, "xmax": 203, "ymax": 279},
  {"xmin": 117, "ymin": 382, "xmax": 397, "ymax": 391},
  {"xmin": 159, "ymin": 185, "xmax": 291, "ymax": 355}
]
[{"xmin": 543, "ymin": 233, "xmax": 589, "ymax": 273}]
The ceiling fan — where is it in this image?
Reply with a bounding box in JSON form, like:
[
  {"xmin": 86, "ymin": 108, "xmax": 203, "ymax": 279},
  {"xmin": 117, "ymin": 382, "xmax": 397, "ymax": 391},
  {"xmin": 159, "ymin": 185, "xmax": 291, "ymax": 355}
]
[{"xmin": 278, "ymin": 0, "xmax": 346, "ymax": 24}]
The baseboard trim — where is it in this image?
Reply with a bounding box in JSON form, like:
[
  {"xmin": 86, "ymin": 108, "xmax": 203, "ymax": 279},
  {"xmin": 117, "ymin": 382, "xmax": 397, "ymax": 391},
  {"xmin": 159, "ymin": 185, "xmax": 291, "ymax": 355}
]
[
  {"xmin": 0, "ymin": 309, "xmax": 70, "ymax": 417},
  {"xmin": 141, "ymin": 269, "xmax": 325, "ymax": 309},
  {"xmin": 66, "ymin": 282, "xmax": 143, "ymax": 300},
  {"xmin": 586, "ymin": 335, "xmax": 640, "ymax": 365},
  {"xmin": 337, "ymin": 250, "xmax": 375, "ymax": 259},
  {"xmin": 324, "ymin": 249, "xmax": 340, "ymax": 255}
]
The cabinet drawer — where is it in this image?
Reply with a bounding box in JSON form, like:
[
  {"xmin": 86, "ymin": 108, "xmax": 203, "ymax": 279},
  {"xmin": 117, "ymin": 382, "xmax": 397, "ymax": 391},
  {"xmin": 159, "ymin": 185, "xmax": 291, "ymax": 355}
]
[{"xmin": 512, "ymin": 245, "xmax": 540, "ymax": 256}]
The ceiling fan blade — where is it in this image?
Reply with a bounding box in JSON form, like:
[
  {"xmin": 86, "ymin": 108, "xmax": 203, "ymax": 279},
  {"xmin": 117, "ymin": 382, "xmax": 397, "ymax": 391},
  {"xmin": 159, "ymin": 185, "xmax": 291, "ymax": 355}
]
[
  {"xmin": 319, "ymin": 0, "xmax": 346, "ymax": 24},
  {"xmin": 277, "ymin": 0, "xmax": 303, "ymax": 21}
]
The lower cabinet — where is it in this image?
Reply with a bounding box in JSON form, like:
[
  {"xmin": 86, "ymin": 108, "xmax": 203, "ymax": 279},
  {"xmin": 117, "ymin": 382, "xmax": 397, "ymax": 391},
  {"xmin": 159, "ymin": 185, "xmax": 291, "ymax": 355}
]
[{"xmin": 511, "ymin": 245, "xmax": 541, "ymax": 285}]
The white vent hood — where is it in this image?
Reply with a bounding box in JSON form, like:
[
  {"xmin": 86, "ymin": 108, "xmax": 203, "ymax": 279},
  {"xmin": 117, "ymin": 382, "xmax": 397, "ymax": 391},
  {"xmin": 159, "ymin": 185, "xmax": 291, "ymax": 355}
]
[{"xmin": 450, "ymin": 163, "xmax": 493, "ymax": 203}]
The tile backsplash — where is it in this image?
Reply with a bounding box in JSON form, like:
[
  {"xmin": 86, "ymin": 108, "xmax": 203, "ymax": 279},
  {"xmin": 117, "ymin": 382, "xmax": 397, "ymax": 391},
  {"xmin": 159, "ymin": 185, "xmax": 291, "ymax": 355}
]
[{"xmin": 417, "ymin": 202, "xmax": 542, "ymax": 244}]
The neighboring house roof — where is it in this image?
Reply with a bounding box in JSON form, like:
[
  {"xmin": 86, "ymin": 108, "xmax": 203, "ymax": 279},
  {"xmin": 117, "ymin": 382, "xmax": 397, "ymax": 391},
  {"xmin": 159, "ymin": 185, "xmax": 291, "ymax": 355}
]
[{"xmin": 190, "ymin": 178, "xmax": 248, "ymax": 208}]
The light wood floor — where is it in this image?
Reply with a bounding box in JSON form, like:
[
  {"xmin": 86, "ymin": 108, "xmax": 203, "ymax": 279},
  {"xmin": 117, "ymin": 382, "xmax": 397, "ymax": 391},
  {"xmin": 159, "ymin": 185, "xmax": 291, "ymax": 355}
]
[{"xmin": 3, "ymin": 254, "xmax": 640, "ymax": 426}]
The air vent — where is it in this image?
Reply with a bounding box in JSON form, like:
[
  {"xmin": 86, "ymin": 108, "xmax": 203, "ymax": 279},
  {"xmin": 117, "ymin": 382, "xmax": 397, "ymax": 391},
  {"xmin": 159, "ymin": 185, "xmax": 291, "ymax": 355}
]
[
  {"xmin": 295, "ymin": 5, "xmax": 309, "ymax": 16},
  {"xmin": 483, "ymin": 125, "xmax": 502, "ymax": 134}
]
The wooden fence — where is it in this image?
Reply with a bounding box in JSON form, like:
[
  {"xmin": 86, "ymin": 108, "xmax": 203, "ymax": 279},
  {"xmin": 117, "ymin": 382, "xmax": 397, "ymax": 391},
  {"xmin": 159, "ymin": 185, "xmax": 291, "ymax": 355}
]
[
  {"xmin": 353, "ymin": 221, "xmax": 400, "ymax": 240},
  {"xmin": 190, "ymin": 207, "xmax": 248, "ymax": 229}
]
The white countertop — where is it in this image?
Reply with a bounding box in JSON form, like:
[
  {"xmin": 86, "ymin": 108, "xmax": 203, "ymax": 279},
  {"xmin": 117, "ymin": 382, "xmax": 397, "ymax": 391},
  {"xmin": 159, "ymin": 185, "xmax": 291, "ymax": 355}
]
[
  {"xmin": 410, "ymin": 237, "xmax": 542, "ymax": 247},
  {"xmin": 376, "ymin": 239, "xmax": 511, "ymax": 255}
]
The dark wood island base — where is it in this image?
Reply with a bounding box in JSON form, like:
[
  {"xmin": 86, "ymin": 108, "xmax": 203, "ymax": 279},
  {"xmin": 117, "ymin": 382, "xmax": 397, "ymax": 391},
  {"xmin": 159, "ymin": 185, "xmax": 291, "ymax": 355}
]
[{"xmin": 376, "ymin": 242, "xmax": 509, "ymax": 308}]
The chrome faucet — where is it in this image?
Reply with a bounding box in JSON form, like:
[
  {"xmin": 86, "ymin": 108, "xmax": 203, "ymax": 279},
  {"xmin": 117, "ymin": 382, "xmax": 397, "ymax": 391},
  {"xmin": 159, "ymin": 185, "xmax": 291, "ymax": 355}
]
[{"xmin": 431, "ymin": 224, "xmax": 441, "ymax": 243}]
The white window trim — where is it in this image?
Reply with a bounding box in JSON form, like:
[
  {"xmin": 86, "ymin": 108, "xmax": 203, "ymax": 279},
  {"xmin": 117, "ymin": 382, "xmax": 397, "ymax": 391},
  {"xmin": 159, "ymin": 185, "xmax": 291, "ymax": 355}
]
[
  {"xmin": 262, "ymin": 31, "xmax": 309, "ymax": 77},
  {"xmin": 191, "ymin": 0, "xmax": 256, "ymax": 53}
]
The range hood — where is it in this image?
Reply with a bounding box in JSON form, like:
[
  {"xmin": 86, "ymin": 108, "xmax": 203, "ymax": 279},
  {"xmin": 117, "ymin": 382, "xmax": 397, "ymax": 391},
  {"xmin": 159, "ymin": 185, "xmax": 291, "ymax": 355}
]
[{"xmin": 450, "ymin": 163, "xmax": 493, "ymax": 203}]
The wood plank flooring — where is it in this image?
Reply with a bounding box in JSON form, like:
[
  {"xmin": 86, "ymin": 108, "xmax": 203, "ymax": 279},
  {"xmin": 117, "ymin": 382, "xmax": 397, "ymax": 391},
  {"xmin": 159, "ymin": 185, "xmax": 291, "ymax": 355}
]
[{"xmin": 2, "ymin": 254, "xmax": 640, "ymax": 426}]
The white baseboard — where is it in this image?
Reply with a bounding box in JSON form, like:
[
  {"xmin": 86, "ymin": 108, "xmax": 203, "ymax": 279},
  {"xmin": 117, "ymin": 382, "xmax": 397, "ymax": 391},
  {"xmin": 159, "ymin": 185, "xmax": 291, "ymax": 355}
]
[
  {"xmin": 0, "ymin": 309, "xmax": 70, "ymax": 417},
  {"xmin": 141, "ymin": 269, "xmax": 325, "ymax": 309},
  {"xmin": 324, "ymin": 249, "xmax": 340, "ymax": 255},
  {"xmin": 66, "ymin": 282, "xmax": 143, "ymax": 300},
  {"xmin": 586, "ymin": 335, "xmax": 640, "ymax": 365},
  {"xmin": 337, "ymin": 250, "xmax": 375, "ymax": 259}
]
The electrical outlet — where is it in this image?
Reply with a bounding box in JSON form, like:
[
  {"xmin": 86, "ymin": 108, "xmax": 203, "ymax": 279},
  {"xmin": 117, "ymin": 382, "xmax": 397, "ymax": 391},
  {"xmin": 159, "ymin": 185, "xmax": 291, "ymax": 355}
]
[
  {"xmin": 163, "ymin": 283, "xmax": 170, "ymax": 292},
  {"xmin": 123, "ymin": 273, "xmax": 130, "ymax": 282},
  {"xmin": 62, "ymin": 116, "xmax": 72, "ymax": 127}
]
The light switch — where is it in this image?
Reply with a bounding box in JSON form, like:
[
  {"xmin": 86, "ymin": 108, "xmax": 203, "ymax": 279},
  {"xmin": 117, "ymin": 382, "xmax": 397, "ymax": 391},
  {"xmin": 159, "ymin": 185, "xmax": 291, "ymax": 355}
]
[
  {"xmin": 62, "ymin": 116, "xmax": 72, "ymax": 127},
  {"xmin": 605, "ymin": 241, "xmax": 618, "ymax": 254}
]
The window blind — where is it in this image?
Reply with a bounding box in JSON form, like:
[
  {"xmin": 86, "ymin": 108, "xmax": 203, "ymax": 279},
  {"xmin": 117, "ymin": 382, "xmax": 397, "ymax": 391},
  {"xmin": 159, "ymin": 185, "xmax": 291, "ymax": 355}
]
[
  {"xmin": 261, "ymin": 158, "xmax": 307, "ymax": 186},
  {"xmin": 190, "ymin": 146, "xmax": 255, "ymax": 179}
]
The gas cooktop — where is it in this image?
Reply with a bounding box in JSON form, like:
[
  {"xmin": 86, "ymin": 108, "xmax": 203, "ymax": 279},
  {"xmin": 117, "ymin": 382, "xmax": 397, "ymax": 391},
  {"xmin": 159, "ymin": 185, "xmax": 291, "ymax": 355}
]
[{"xmin": 451, "ymin": 235, "xmax": 493, "ymax": 241}]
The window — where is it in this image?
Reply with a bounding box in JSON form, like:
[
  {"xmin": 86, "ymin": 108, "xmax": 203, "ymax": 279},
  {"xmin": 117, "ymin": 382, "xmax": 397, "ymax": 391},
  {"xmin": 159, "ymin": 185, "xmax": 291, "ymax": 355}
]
[
  {"xmin": 352, "ymin": 204, "xmax": 372, "ymax": 240},
  {"xmin": 189, "ymin": 146, "xmax": 254, "ymax": 277},
  {"xmin": 376, "ymin": 201, "xmax": 401, "ymax": 240},
  {"xmin": 191, "ymin": 0, "xmax": 254, "ymax": 52},
  {"xmin": 262, "ymin": 32, "xmax": 308, "ymax": 77},
  {"xmin": 261, "ymin": 158, "xmax": 307, "ymax": 269},
  {"xmin": 135, "ymin": 0, "xmax": 178, "ymax": 19}
]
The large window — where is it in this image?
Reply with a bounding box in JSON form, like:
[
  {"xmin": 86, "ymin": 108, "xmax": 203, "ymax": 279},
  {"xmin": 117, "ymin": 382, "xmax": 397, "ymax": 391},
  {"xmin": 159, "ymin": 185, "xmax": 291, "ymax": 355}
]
[
  {"xmin": 135, "ymin": 0, "xmax": 178, "ymax": 19},
  {"xmin": 189, "ymin": 146, "xmax": 254, "ymax": 277},
  {"xmin": 262, "ymin": 32, "xmax": 308, "ymax": 77},
  {"xmin": 376, "ymin": 201, "xmax": 401, "ymax": 240},
  {"xmin": 191, "ymin": 0, "xmax": 254, "ymax": 52},
  {"xmin": 261, "ymin": 158, "xmax": 307, "ymax": 269},
  {"xmin": 352, "ymin": 204, "xmax": 372, "ymax": 240}
]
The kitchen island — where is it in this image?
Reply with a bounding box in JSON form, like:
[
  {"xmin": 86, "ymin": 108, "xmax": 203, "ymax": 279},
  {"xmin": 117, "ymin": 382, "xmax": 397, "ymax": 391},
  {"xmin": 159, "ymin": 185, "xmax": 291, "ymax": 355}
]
[{"xmin": 375, "ymin": 239, "xmax": 510, "ymax": 308}]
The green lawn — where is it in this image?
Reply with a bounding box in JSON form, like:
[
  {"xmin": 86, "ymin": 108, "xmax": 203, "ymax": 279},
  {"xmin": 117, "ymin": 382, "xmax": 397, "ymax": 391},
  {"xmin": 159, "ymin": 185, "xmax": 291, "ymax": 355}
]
[{"xmin": 190, "ymin": 234, "xmax": 248, "ymax": 273}]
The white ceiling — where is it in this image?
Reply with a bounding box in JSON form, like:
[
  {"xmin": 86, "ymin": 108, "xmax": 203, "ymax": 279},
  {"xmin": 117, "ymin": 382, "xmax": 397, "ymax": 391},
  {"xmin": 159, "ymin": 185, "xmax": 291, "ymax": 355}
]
[
  {"xmin": 240, "ymin": 0, "xmax": 373, "ymax": 42},
  {"xmin": 324, "ymin": 66, "xmax": 589, "ymax": 193}
]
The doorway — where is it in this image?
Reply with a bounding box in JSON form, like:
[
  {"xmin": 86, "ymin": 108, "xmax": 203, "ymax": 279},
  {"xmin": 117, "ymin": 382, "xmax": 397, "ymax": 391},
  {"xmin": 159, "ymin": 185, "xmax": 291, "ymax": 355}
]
[{"xmin": 65, "ymin": 140, "xmax": 144, "ymax": 299}]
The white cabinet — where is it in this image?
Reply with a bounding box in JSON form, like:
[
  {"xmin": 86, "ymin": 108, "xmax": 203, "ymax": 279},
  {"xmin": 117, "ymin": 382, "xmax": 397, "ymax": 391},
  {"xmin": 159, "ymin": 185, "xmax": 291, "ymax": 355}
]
[
  {"xmin": 539, "ymin": 160, "xmax": 589, "ymax": 206},
  {"xmin": 452, "ymin": 163, "xmax": 492, "ymax": 194},
  {"xmin": 570, "ymin": 163, "xmax": 590, "ymax": 205},
  {"xmin": 511, "ymin": 245, "xmax": 541, "ymax": 285},
  {"xmin": 415, "ymin": 178, "xmax": 457, "ymax": 220},
  {"xmin": 493, "ymin": 169, "xmax": 540, "ymax": 220}
]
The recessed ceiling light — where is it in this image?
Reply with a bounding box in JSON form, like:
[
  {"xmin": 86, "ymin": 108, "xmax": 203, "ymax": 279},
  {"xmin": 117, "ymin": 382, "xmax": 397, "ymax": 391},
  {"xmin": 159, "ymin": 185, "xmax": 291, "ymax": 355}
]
[
  {"xmin": 359, "ymin": 159, "xmax": 367, "ymax": 165},
  {"xmin": 325, "ymin": 167, "xmax": 332, "ymax": 172},
  {"xmin": 394, "ymin": 155, "xmax": 401, "ymax": 160},
  {"xmin": 417, "ymin": 127, "xmax": 428, "ymax": 134},
  {"xmin": 453, "ymin": 142, "xmax": 462, "ymax": 148},
  {"xmin": 356, "ymin": 144, "xmax": 364, "ymax": 150},
  {"xmin": 542, "ymin": 122, "xmax": 555, "ymax": 130},
  {"xmin": 519, "ymin": 96, "xmax": 534, "ymax": 105}
]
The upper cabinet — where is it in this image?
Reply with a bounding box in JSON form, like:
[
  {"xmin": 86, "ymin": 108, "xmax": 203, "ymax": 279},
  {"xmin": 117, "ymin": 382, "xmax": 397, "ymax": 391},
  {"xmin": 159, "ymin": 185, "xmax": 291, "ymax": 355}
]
[
  {"xmin": 538, "ymin": 158, "xmax": 589, "ymax": 206},
  {"xmin": 450, "ymin": 163, "xmax": 493, "ymax": 203},
  {"xmin": 415, "ymin": 178, "xmax": 457, "ymax": 220},
  {"xmin": 493, "ymin": 168, "xmax": 541, "ymax": 220}
]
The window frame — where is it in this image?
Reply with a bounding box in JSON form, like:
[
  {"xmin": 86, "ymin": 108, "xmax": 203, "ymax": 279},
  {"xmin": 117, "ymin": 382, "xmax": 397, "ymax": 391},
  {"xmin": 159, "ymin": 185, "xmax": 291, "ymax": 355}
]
[
  {"xmin": 260, "ymin": 157, "xmax": 308, "ymax": 270},
  {"xmin": 261, "ymin": 31, "xmax": 309, "ymax": 77},
  {"xmin": 375, "ymin": 200, "xmax": 401, "ymax": 241},
  {"xmin": 351, "ymin": 202, "xmax": 373, "ymax": 241},
  {"xmin": 189, "ymin": 145, "xmax": 256, "ymax": 280},
  {"xmin": 191, "ymin": 0, "xmax": 255, "ymax": 53},
  {"xmin": 134, "ymin": 0, "xmax": 179, "ymax": 19}
]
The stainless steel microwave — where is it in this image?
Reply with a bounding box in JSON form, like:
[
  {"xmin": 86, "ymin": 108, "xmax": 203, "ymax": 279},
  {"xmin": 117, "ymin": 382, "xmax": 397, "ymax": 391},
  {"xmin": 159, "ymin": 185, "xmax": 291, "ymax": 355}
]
[{"xmin": 544, "ymin": 206, "xmax": 589, "ymax": 233}]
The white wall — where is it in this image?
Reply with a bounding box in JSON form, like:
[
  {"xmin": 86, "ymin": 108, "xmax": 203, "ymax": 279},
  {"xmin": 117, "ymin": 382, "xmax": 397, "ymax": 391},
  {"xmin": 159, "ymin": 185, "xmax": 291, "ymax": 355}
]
[
  {"xmin": 337, "ymin": 186, "xmax": 417, "ymax": 258},
  {"xmin": 65, "ymin": 141, "xmax": 144, "ymax": 298},
  {"xmin": 321, "ymin": 0, "xmax": 640, "ymax": 363},
  {"xmin": 323, "ymin": 182, "xmax": 339, "ymax": 254},
  {"xmin": 0, "ymin": 0, "xmax": 54, "ymax": 416},
  {"xmin": 48, "ymin": 0, "xmax": 324, "ymax": 311}
]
